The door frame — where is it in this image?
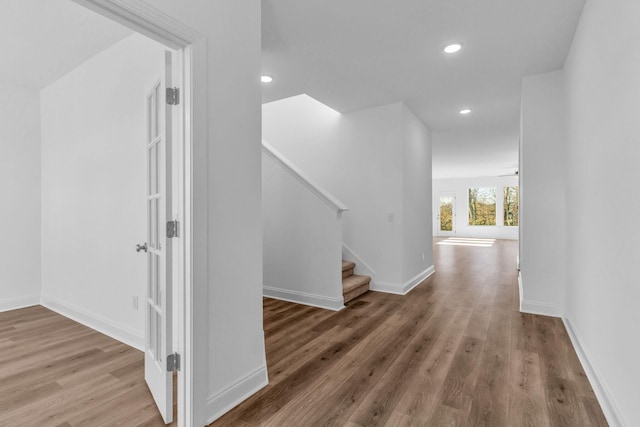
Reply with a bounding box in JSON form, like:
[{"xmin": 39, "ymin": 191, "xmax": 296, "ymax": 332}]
[
  {"xmin": 436, "ymin": 192, "xmax": 456, "ymax": 237},
  {"xmin": 72, "ymin": 1, "xmax": 207, "ymax": 426}
]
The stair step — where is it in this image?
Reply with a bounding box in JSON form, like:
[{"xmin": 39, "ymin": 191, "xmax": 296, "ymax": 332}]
[
  {"xmin": 342, "ymin": 261, "xmax": 355, "ymax": 272},
  {"xmin": 342, "ymin": 274, "xmax": 370, "ymax": 291},
  {"xmin": 342, "ymin": 260, "xmax": 356, "ymax": 279},
  {"xmin": 342, "ymin": 261, "xmax": 356, "ymax": 279},
  {"xmin": 342, "ymin": 274, "xmax": 370, "ymax": 304}
]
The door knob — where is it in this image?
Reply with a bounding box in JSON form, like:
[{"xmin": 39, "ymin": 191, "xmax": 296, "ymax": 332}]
[{"xmin": 136, "ymin": 243, "xmax": 148, "ymax": 253}]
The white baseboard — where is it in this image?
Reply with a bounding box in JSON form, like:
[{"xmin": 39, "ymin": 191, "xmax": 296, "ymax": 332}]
[
  {"xmin": 563, "ymin": 317, "xmax": 627, "ymax": 427},
  {"xmin": 517, "ymin": 272, "xmax": 562, "ymax": 318},
  {"xmin": 41, "ymin": 293, "xmax": 144, "ymax": 351},
  {"xmin": 370, "ymin": 266, "xmax": 435, "ymax": 295},
  {"xmin": 519, "ymin": 299, "xmax": 562, "ymax": 318},
  {"xmin": 263, "ymin": 285, "xmax": 344, "ymax": 311},
  {"xmin": 403, "ymin": 266, "xmax": 436, "ymax": 294},
  {"xmin": 0, "ymin": 293, "xmax": 40, "ymax": 313},
  {"xmin": 206, "ymin": 365, "xmax": 268, "ymax": 424},
  {"xmin": 370, "ymin": 281, "xmax": 405, "ymax": 294}
]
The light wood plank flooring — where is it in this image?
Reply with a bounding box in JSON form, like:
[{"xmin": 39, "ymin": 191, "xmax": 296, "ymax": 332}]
[
  {"xmin": 211, "ymin": 239, "xmax": 607, "ymax": 426},
  {"xmin": 0, "ymin": 305, "xmax": 170, "ymax": 426},
  {"xmin": 0, "ymin": 239, "xmax": 607, "ymax": 426}
]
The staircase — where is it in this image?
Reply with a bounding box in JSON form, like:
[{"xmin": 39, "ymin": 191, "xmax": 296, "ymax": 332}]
[{"xmin": 342, "ymin": 261, "xmax": 371, "ymax": 304}]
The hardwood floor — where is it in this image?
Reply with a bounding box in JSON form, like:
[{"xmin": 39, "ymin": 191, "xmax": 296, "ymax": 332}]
[
  {"xmin": 0, "ymin": 239, "xmax": 607, "ymax": 426},
  {"xmin": 211, "ymin": 239, "xmax": 608, "ymax": 426},
  {"xmin": 0, "ymin": 305, "xmax": 170, "ymax": 426}
]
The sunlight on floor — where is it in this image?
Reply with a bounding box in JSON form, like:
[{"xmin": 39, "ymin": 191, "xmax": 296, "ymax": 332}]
[{"xmin": 436, "ymin": 237, "xmax": 496, "ymax": 247}]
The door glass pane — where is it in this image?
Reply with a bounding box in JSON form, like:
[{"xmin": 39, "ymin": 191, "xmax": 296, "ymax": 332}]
[
  {"xmin": 154, "ymin": 84, "xmax": 160, "ymax": 139},
  {"xmin": 149, "ymin": 144, "xmax": 157, "ymax": 195},
  {"xmin": 155, "ymin": 310, "xmax": 161, "ymax": 360},
  {"xmin": 147, "ymin": 95, "xmax": 153, "ymax": 143},
  {"xmin": 148, "ymin": 199, "xmax": 155, "ymax": 248},
  {"xmin": 154, "ymin": 198, "xmax": 159, "ymax": 250},
  {"xmin": 439, "ymin": 196, "xmax": 453, "ymax": 231},
  {"xmin": 148, "ymin": 253, "xmax": 155, "ymax": 302},
  {"xmin": 149, "ymin": 305, "xmax": 156, "ymax": 358},
  {"xmin": 154, "ymin": 253, "xmax": 160, "ymax": 305}
]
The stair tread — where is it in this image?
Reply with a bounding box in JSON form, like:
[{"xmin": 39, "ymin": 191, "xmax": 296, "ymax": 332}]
[
  {"xmin": 342, "ymin": 274, "xmax": 371, "ymax": 292},
  {"xmin": 342, "ymin": 261, "xmax": 356, "ymax": 272}
]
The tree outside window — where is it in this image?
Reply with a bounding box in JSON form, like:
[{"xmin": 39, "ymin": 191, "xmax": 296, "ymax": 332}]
[
  {"xmin": 468, "ymin": 187, "xmax": 496, "ymax": 226},
  {"xmin": 503, "ymin": 186, "xmax": 519, "ymax": 226}
]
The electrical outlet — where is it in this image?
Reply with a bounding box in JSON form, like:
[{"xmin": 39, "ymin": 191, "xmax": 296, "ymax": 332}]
[
  {"xmin": 387, "ymin": 213, "xmax": 394, "ymax": 222},
  {"xmin": 132, "ymin": 296, "xmax": 139, "ymax": 310},
  {"xmin": 422, "ymin": 252, "xmax": 425, "ymax": 261}
]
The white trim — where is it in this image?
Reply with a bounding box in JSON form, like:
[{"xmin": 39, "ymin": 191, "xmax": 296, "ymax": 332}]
[
  {"xmin": 41, "ymin": 293, "xmax": 144, "ymax": 351},
  {"xmin": 206, "ymin": 365, "xmax": 269, "ymax": 425},
  {"xmin": 72, "ymin": 0, "xmax": 201, "ymax": 50},
  {"xmin": 519, "ymin": 299, "xmax": 562, "ymax": 317},
  {"xmin": 263, "ymin": 285, "xmax": 345, "ymax": 311},
  {"xmin": 0, "ymin": 294, "xmax": 40, "ymax": 313},
  {"xmin": 518, "ymin": 272, "xmax": 562, "ymax": 317},
  {"xmin": 262, "ymin": 140, "xmax": 349, "ymax": 217},
  {"xmin": 370, "ymin": 266, "xmax": 435, "ymax": 295},
  {"xmin": 563, "ymin": 317, "xmax": 628, "ymax": 427},
  {"xmin": 518, "ymin": 272, "xmax": 523, "ymax": 311},
  {"xmin": 371, "ymin": 281, "xmax": 406, "ymax": 294},
  {"xmin": 183, "ymin": 36, "xmax": 208, "ymax": 427},
  {"xmin": 403, "ymin": 266, "xmax": 436, "ymax": 294}
]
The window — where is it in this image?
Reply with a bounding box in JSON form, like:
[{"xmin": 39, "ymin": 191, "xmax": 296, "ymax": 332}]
[
  {"xmin": 503, "ymin": 186, "xmax": 519, "ymax": 226},
  {"xmin": 468, "ymin": 187, "xmax": 496, "ymax": 225}
]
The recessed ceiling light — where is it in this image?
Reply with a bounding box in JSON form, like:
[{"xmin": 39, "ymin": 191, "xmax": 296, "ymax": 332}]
[
  {"xmin": 261, "ymin": 75, "xmax": 273, "ymax": 83},
  {"xmin": 444, "ymin": 43, "xmax": 463, "ymax": 54},
  {"xmin": 459, "ymin": 108, "xmax": 472, "ymax": 115}
]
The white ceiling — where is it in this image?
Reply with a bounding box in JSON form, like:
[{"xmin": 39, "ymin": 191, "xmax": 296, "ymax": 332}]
[
  {"xmin": 1, "ymin": 0, "xmax": 131, "ymax": 89},
  {"xmin": 262, "ymin": 0, "xmax": 586, "ymax": 178},
  {"xmin": 4, "ymin": 0, "xmax": 586, "ymax": 179}
]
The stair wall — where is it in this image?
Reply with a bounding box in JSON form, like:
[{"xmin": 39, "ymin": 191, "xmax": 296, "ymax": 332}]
[
  {"xmin": 262, "ymin": 148, "xmax": 345, "ymax": 311},
  {"xmin": 264, "ymin": 95, "xmax": 435, "ymax": 290}
]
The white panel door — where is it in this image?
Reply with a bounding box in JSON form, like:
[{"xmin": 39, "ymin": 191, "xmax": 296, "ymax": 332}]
[{"xmin": 144, "ymin": 51, "xmax": 174, "ymax": 424}]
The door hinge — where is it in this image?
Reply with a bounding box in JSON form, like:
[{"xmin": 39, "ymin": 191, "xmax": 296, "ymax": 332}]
[
  {"xmin": 167, "ymin": 220, "xmax": 179, "ymax": 238},
  {"xmin": 166, "ymin": 87, "xmax": 180, "ymax": 105},
  {"xmin": 167, "ymin": 353, "xmax": 181, "ymax": 371}
]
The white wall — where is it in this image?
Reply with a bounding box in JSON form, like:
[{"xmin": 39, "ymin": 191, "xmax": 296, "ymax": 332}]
[
  {"xmin": 432, "ymin": 176, "xmax": 519, "ymax": 240},
  {"xmin": 519, "ymin": 70, "xmax": 566, "ymax": 317},
  {"xmin": 432, "ymin": 126, "xmax": 519, "ymax": 179},
  {"xmin": 145, "ymin": 1, "xmax": 266, "ymax": 424},
  {"xmin": 562, "ymin": 0, "xmax": 640, "ymax": 424},
  {"xmin": 263, "ymin": 96, "xmax": 402, "ymax": 285},
  {"xmin": 262, "ymin": 149, "xmax": 344, "ymax": 310},
  {"xmin": 339, "ymin": 103, "xmax": 405, "ymax": 288},
  {"xmin": 40, "ymin": 33, "xmax": 165, "ymax": 348},
  {"xmin": 0, "ymin": 86, "xmax": 41, "ymax": 312},
  {"xmin": 402, "ymin": 105, "xmax": 433, "ymax": 283},
  {"xmin": 263, "ymin": 95, "xmax": 434, "ymax": 293}
]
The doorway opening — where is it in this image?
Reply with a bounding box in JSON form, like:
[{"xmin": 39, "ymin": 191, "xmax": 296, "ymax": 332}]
[{"xmin": 66, "ymin": 1, "xmax": 204, "ymax": 425}]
